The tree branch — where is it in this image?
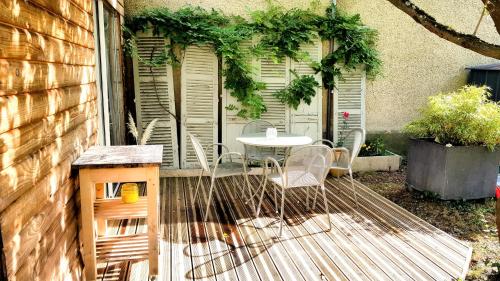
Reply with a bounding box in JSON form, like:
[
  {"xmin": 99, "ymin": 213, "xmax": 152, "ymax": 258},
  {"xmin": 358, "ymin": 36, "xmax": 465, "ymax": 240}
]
[{"xmin": 386, "ymin": 0, "xmax": 500, "ymax": 59}]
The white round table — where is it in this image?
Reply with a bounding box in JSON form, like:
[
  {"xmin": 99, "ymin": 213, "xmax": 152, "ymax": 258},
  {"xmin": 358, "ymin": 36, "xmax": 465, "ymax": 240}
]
[{"xmin": 236, "ymin": 132, "xmax": 313, "ymax": 148}]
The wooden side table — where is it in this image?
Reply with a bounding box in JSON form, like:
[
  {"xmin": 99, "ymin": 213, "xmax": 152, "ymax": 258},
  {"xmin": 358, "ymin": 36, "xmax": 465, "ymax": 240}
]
[{"xmin": 72, "ymin": 145, "xmax": 163, "ymax": 280}]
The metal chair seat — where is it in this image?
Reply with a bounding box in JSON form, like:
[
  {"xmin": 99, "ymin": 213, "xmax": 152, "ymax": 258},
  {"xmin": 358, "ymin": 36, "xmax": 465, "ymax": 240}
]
[
  {"xmin": 268, "ymin": 171, "xmax": 320, "ymax": 188},
  {"xmin": 212, "ymin": 162, "xmax": 247, "ymax": 178}
]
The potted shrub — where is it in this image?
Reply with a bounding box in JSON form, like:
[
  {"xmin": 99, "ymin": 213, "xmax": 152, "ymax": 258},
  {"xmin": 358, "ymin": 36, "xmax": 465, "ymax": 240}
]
[
  {"xmin": 353, "ymin": 137, "xmax": 402, "ymax": 172},
  {"xmin": 404, "ymin": 86, "xmax": 500, "ymax": 200}
]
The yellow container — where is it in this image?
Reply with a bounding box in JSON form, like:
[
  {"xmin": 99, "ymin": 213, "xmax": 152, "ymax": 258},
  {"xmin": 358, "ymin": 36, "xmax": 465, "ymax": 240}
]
[{"xmin": 121, "ymin": 183, "xmax": 139, "ymax": 204}]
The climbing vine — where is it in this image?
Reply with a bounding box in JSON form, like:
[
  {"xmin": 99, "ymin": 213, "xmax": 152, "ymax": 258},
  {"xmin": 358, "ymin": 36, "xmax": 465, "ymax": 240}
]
[
  {"xmin": 124, "ymin": 3, "xmax": 381, "ymax": 119},
  {"xmin": 274, "ymin": 71, "xmax": 320, "ymax": 110}
]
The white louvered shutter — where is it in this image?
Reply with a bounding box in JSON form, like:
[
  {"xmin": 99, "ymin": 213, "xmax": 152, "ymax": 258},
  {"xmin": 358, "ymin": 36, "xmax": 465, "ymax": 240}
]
[
  {"xmin": 221, "ymin": 40, "xmax": 254, "ymax": 154},
  {"xmin": 333, "ymin": 67, "xmax": 366, "ymax": 147},
  {"xmin": 290, "ymin": 39, "xmax": 322, "ymax": 141},
  {"xmin": 180, "ymin": 45, "xmax": 218, "ymax": 168},
  {"xmin": 258, "ymin": 57, "xmax": 290, "ymax": 133},
  {"xmin": 133, "ymin": 32, "xmax": 179, "ymax": 169}
]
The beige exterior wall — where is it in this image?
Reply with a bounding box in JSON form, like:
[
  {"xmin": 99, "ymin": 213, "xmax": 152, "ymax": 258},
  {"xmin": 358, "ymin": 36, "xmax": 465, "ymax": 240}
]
[
  {"xmin": 125, "ymin": 0, "xmax": 500, "ymax": 132},
  {"xmin": 338, "ymin": 0, "xmax": 499, "ymax": 132}
]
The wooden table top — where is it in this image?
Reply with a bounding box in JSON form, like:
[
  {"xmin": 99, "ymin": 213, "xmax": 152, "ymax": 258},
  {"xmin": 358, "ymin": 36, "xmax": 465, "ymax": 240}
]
[{"xmin": 72, "ymin": 145, "xmax": 163, "ymax": 168}]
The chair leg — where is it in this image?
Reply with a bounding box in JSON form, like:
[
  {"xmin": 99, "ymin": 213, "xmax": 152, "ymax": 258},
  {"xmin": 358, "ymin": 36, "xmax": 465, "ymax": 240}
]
[
  {"xmin": 243, "ymin": 167, "xmax": 256, "ymax": 214},
  {"xmin": 193, "ymin": 169, "xmax": 204, "ymax": 200},
  {"xmin": 321, "ymin": 184, "xmax": 332, "ymax": 231},
  {"xmin": 312, "ymin": 185, "xmax": 319, "ymax": 209},
  {"xmin": 273, "ymin": 185, "xmax": 278, "ymax": 213},
  {"xmin": 256, "ymin": 178, "xmax": 268, "ymax": 217},
  {"xmin": 349, "ymin": 169, "xmax": 358, "ymax": 207},
  {"xmin": 204, "ymin": 177, "xmax": 216, "ymax": 222},
  {"xmin": 279, "ymin": 188, "xmax": 285, "ymax": 237},
  {"xmin": 306, "ymin": 186, "xmax": 310, "ymax": 211}
]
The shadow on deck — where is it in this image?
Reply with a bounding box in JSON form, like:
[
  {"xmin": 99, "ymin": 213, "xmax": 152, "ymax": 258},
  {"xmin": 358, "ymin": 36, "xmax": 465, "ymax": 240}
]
[{"xmin": 98, "ymin": 175, "xmax": 472, "ymax": 281}]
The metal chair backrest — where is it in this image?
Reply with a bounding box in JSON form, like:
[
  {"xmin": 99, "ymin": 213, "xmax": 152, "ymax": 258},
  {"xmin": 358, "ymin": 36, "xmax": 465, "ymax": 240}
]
[
  {"xmin": 242, "ymin": 120, "xmax": 275, "ymax": 160},
  {"xmin": 345, "ymin": 128, "xmax": 366, "ymax": 165},
  {"xmin": 284, "ymin": 145, "xmax": 333, "ymax": 186},
  {"xmin": 189, "ymin": 133, "xmax": 210, "ymax": 173}
]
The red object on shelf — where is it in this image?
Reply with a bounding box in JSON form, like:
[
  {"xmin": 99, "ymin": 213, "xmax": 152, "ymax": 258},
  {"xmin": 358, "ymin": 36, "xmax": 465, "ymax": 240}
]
[{"xmin": 496, "ymin": 186, "xmax": 500, "ymax": 198}]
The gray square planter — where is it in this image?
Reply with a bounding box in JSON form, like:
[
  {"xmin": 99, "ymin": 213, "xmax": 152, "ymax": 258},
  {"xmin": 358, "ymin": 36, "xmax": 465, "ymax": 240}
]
[{"xmin": 407, "ymin": 139, "xmax": 500, "ymax": 200}]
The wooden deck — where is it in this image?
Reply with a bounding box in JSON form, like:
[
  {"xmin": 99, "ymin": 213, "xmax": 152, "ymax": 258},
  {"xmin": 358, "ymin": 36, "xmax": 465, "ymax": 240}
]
[{"xmin": 98, "ymin": 175, "xmax": 472, "ymax": 281}]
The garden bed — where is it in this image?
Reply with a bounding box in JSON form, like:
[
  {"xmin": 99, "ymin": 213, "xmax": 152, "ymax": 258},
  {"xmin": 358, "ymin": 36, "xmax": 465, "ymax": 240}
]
[
  {"xmin": 352, "ymin": 151, "xmax": 401, "ymax": 172},
  {"xmin": 356, "ymin": 167, "xmax": 499, "ymax": 281}
]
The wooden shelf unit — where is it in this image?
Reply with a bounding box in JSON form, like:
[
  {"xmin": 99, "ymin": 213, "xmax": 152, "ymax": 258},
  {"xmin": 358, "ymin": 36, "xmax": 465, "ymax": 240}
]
[{"xmin": 72, "ymin": 145, "xmax": 163, "ymax": 281}]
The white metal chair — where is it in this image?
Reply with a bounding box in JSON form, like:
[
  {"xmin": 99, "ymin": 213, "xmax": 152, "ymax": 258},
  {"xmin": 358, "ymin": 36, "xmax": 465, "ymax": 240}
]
[
  {"xmin": 256, "ymin": 145, "xmax": 333, "ymax": 237},
  {"xmin": 329, "ymin": 128, "xmax": 366, "ymax": 206},
  {"xmin": 242, "ymin": 120, "xmax": 281, "ymax": 164},
  {"xmin": 189, "ymin": 133, "xmax": 253, "ymax": 221}
]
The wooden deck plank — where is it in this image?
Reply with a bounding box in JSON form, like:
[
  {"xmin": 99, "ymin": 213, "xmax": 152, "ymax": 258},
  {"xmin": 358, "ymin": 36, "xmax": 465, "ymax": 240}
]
[
  {"xmin": 214, "ymin": 177, "xmax": 283, "ymax": 281},
  {"xmin": 184, "ymin": 176, "xmax": 218, "ymax": 281},
  {"xmin": 325, "ymin": 178, "xmax": 460, "ymax": 280},
  {"xmin": 252, "ymin": 178, "xmax": 379, "ymax": 281},
  {"xmin": 209, "ymin": 179, "xmax": 263, "ymax": 281},
  {"xmin": 246, "ymin": 177, "xmax": 352, "ymax": 281},
  {"xmin": 171, "ymin": 177, "xmax": 194, "ymax": 281},
  {"xmin": 290, "ymin": 187, "xmax": 415, "ymax": 280},
  {"xmin": 328, "ymin": 178, "xmax": 465, "ymax": 278},
  {"xmin": 196, "ymin": 176, "xmax": 240, "ymax": 280},
  {"xmin": 302, "ymin": 186, "xmax": 435, "ymax": 281},
  {"xmin": 230, "ymin": 176, "xmax": 342, "ymax": 281},
  {"xmin": 219, "ymin": 176, "xmax": 313, "ymax": 281},
  {"xmin": 101, "ymin": 175, "xmax": 472, "ymax": 281}
]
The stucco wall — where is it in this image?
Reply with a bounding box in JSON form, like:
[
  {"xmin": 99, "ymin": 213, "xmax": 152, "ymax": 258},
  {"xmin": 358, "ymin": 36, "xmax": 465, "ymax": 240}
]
[
  {"xmin": 125, "ymin": 0, "xmax": 500, "ymax": 132},
  {"xmin": 338, "ymin": 0, "xmax": 500, "ymax": 132}
]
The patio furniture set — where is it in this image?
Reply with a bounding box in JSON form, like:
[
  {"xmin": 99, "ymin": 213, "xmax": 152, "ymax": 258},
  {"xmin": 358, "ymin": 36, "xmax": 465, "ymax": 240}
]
[
  {"xmin": 189, "ymin": 120, "xmax": 366, "ymax": 237},
  {"xmin": 72, "ymin": 120, "xmax": 365, "ymax": 280}
]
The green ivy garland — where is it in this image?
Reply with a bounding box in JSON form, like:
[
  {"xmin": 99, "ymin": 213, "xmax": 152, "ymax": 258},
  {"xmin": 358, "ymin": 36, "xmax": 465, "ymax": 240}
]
[
  {"xmin": 274, "ymin": 71, "xmax": 320, "ymax": 110},
  {"xmin": 124, "ymin": 3, "xmax": 381, "ymax": 119}
]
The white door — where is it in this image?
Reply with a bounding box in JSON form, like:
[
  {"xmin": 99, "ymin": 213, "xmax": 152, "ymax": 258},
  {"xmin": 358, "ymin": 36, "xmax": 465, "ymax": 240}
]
[
  {"xmin": 333, "ymin": 67, "xmax": 366, "ymax": 147},
  {"xmin": 290, "ymin": 38, "xmax": 322, "ymax": 141},
  {"xmin": 180, "ymin": 45, "xmax": 218, "ymax": 168},
  {"xmin": 133, "ymin": 32, "xmax": 179, "ymax": 169}
]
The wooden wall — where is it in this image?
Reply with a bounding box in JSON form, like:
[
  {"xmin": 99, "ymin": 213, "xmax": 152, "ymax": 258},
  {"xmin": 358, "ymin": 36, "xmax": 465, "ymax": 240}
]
[{"xmin": 0, "ymin": 0, "xmax": 97, "ymax": 280}]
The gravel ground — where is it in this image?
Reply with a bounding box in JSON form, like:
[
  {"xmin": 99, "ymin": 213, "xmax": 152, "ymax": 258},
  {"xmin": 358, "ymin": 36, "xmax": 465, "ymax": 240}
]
[{"xmin": 355, "ymin": 167, "xmax": 500, "ymax": 281}]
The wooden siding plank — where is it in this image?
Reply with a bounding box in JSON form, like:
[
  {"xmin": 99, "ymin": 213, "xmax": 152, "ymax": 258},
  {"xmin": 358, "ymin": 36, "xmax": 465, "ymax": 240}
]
[
  {"xmin": 28, "ymin": 0, "xmax": 94, "ymax": 32},
  {"xmin": 0, "ymin": 23, "xmax": 95, "ymax": 65},
  {"xmin": 0, "ymin": 60, "xmax": 95, "ymax": 95},
  {"xmin": 0, "ymin": 83, "xmax": 96, "ymax": 135},
  {"xmin": 70, "ymin": 0, "xmax": 93, "ymax": 14},
  {"xmin": 0, "ymin": 100, "xmax": 97, "ymax": 170},
  {"xmin": 0, "ymin": 131, "xmax": 96, "ymax": 244},
  {"xmin": 0, "ymin": 0, "xmax": 94, "ymax": 48},
  {"xmin": 0, "ymin": 117, "xmax": 97, "ymax": 211}
]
